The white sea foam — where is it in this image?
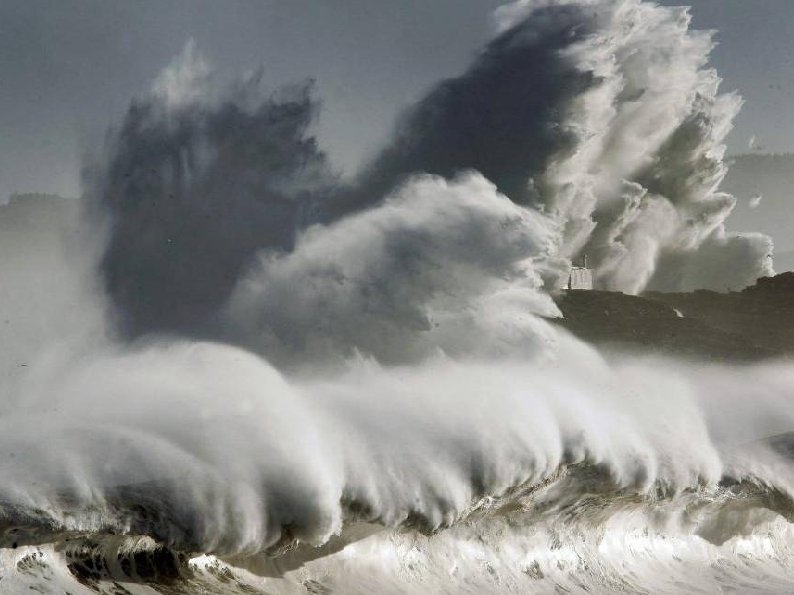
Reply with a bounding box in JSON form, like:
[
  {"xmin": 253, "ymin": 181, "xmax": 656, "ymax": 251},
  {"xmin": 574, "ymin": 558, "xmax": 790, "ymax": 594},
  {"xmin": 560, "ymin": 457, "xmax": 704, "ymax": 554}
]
[{"xmin": 0, "ymin": 0, "xmax": 792, "ymax": 593}]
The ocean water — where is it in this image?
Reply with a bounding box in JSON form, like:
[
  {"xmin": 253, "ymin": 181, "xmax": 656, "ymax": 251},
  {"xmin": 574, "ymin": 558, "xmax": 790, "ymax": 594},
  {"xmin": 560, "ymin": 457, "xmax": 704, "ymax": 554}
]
[{"xmin": 1, "ymin": 0, "xmax": 792, "ymax": 592}]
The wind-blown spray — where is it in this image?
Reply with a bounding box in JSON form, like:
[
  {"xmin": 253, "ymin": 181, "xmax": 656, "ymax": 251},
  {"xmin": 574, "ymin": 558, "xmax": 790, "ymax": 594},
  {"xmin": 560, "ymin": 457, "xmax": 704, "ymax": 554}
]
[{"xmin": 1, "ymin": 1, "xmax": 792, "ymax": 593}]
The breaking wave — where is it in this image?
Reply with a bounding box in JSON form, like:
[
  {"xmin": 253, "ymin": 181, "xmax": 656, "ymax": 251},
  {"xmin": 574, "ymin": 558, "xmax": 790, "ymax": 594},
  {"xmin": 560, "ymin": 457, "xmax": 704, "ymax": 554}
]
[{"xmin": 1, "ymin": 0, "xmax": 792, "ymax": 593}]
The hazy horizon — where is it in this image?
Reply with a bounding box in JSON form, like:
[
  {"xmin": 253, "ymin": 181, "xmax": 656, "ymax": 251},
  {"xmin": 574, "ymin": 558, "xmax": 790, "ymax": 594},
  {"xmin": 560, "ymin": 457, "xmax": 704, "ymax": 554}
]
[{"xmin": 2, "ymin": 0, "xmax": 794, "ymax": 202}]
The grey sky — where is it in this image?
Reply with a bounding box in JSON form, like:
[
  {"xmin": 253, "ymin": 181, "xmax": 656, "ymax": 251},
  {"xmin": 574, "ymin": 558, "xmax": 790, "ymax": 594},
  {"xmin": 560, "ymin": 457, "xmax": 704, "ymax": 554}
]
[{"xmin": 0, "ymin": 0, "xmax": 792, "ymax": 201}]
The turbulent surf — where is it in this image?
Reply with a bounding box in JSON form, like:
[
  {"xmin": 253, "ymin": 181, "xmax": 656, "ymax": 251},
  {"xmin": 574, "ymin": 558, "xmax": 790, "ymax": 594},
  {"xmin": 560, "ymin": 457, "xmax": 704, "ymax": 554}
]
[{"xmin": 2, "ymin": 0, "xmax": 794, "ymax": 593}]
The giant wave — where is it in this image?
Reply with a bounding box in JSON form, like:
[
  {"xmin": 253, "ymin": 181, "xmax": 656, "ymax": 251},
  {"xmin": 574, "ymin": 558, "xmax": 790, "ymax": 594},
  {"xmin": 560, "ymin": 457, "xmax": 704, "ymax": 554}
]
[{"xmin": 1, "ymin": 0, "xmax": 792, "ymax": 593}]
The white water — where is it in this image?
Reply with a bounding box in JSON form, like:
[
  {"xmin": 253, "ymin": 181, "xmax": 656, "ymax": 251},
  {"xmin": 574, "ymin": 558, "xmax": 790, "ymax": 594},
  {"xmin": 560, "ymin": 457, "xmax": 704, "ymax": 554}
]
[{"xmin": 1, "ymin": 0, "xmax": 793, "ymax": 593}]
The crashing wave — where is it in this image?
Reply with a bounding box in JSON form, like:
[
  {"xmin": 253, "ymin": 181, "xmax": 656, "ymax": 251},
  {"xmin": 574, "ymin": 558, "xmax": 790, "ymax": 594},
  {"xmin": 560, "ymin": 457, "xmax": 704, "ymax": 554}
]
[{"xmin": 1, "ymin": 0, "xmax": 791, "ymax": 593}]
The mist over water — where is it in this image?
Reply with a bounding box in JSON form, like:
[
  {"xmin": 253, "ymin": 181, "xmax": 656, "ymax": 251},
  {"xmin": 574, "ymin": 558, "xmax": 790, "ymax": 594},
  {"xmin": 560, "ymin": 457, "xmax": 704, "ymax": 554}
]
[{"xmin": 2, "ymin": 0, "xmax": 794, "ymax": 593}]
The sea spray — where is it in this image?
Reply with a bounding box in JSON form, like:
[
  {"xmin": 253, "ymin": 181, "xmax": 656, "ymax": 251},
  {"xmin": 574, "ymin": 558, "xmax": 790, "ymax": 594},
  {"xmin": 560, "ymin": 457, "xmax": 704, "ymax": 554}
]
[{"xmin": 0, "ymin": 0, "xmax": 791, "ymax": 593}]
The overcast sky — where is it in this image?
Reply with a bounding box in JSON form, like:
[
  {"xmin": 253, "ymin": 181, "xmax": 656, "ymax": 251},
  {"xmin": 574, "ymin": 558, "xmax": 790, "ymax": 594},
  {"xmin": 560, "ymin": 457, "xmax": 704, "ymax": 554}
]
[{"xmin": 1, "ymin": 0, "xmax": 793, "ymax": 201}]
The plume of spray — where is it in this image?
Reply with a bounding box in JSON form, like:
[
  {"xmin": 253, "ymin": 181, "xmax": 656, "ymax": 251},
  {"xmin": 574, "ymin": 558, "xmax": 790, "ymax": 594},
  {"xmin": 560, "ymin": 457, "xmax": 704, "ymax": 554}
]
[
  {"xmin": 88, "ymin": 0, "xmax": 775, "ymax": 344},
  {"xmin": 345, "ymin": 0, "xmax": 774, "ymax": 293},
  {"xmin": 522, "ymin": 0, "xmax": 774, "ymax": 292},
  {"xmin": 226, "ymin": 172, "xmax": 561, "ymax": 368},
  {"xmin": 85, "ymin": 40, "xmax": 335, "ymax": 338}
]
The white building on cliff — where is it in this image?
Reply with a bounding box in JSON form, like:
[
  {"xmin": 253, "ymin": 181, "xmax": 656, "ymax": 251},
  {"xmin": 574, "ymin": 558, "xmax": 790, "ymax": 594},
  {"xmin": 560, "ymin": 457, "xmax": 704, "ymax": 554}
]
[{"xmin": 566, "ymin": 255, "xmax": 593, "ymax": 290}]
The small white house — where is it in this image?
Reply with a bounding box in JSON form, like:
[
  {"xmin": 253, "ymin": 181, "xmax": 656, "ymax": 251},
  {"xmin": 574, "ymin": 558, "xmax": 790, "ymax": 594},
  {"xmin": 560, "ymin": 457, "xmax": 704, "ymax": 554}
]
[
  {"xmin": 566, "ymin": 254, "xmax": 593, "ymax": 290},
  {"xmin": 567, "ymin": 266, "xmax": 593, "ymax": 290}
]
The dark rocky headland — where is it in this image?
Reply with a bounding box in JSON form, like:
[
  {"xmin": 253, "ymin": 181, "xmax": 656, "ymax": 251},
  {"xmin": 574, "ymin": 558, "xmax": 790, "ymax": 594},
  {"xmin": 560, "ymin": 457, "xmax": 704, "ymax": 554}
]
[{"xmin": 551, "ymin": 273, "xmax": 794, "ymax": 362}]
